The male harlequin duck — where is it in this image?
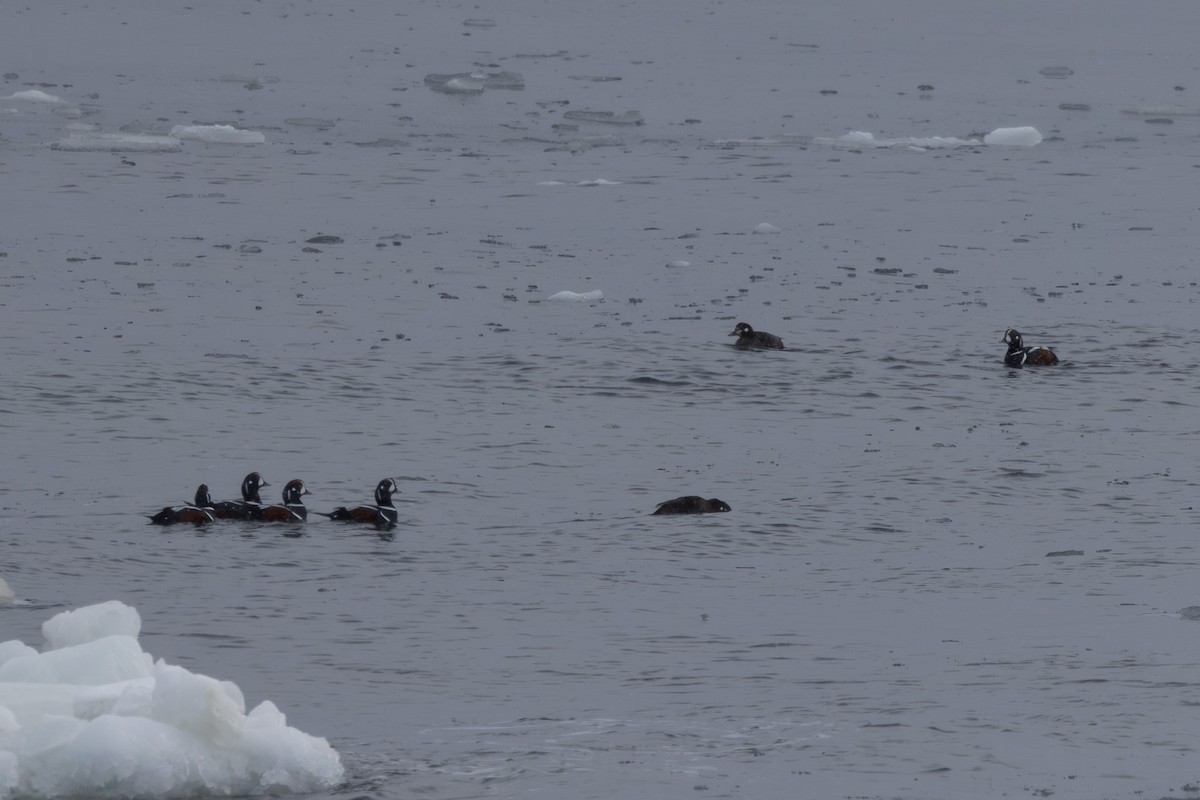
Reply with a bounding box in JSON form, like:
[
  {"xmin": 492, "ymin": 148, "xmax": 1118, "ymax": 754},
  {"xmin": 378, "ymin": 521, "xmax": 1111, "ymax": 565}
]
[
  {"xmin": 211, "ymin": 472, "xmax": 270, "ymax": 520},
  {"xmin": 1002, "ymin": 328, "xmax": 1059, "ymax": 367},
  {"xmin": 729, "ymin": 322, "xmax": 785, "ymax": 350},
  {"xmin": 652, "ymin": 496, "xmax": 732, "ymax": 515},
  {"xmin": 148, "ymin": 484, "xmax": 216, "ymax": 526},
  {"xmin": 317, "ymin": 478, "xmax": 399, "ymax": 528},
  {"xmin": 258, "ymin": 479, "xmax": 311, "ymax": 522}
]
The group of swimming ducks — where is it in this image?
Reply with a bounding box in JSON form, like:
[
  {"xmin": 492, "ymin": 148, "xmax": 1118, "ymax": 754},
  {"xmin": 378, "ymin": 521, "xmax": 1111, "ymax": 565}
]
[
  {"xmin": 149, "ymin": 474, "xmax": 400, "ymax": 529},
  {"xmin": 147, "ymin": 324, "xmax": 1058, "ymax": 526},
  {"xmin": 734, "ymin": 322, "xmax": 1059, "ymax": 367}
]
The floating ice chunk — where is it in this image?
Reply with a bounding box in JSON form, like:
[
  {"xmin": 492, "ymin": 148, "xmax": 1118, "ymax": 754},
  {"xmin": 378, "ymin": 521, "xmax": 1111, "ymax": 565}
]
[
  {"xmin": 0, "ymin": 579, "xmax": 13, "ymax": 606},
  {"xmin": 562, "ymin": 110, "xmax": 643, "ymax": 126},
  {"xmin": 151, "ymin": 662, "xmax": 245, "ymax": 747},
  {"xmin": 0, "ymin": 642, "xmax": 35, "ymax": 670},
  {"xmin": 826, "ymin": 131, "xmax": 978, "ymax": 149},
  {"xmin": 819, "ymin": 127, "xmax": 1042, "ymax": 150},
  {"xmin": 983, "ymin": 126, "xmax": 1043, "ymax": 146},
  {"xmin": 666, "ymin": 260, "xmax": 691, "ymax": 268},
  {"xmin": 753, "ymin": 222, "xmax": 781, "ymax": 234},
  {"xmin": 536, "ymin": 179, "xmax": 622, "ymax": 187},
  {"xmin": 0, "ymin": 602, "xmax": 343, "ymax": 799},
  {"xmin": 170, "ymin": 124, "xmax": 266, "ymax": 144},
  {"xmin": 51, "ymin": 133, "xmax": 182, "ymax": 152},
  {"xmin": 0, "ymin": 635, "xmax": 152, "ymax": 685},
  {"xmin": 548, "ymin": 290, "xmax": 604, "ymax": 302},
  {"xmin": 43, "ymin": 600, "xmax": 140, "ymax": 650},
  {"xmin": 3, "ymin": 90, "xmax": 62, "ymax": 103},
  {"xmin": 424, "ymin": 71, "xmax": 524, "ymax": 94}
]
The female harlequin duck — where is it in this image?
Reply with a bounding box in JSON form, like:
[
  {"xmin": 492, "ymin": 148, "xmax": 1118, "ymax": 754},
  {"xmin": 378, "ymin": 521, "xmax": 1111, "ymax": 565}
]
[
  {"xmin": 652, "ymin": 496, "xmax": 732, "ymax": 515},
  {"xmin": 729, "ymin": 322, "xmax": 785, "ymax": 350},
  {"xmin": 149, "ymin": 484, "xmax": 216, "ymax": 526},
  {"xmin": 1001, "ymin": 328, "xmax": 1059, "ymax": 367},
  {"xmin": 211, "ymin": 472, "xmax": 269, "ymax": 520},
  {"xmin": 317, "ymin": 478, "xmax": 399, "ymax": 528},
  {"xmin": 258, "ymin": 479, "xmax": 311, "ymax": 522}
]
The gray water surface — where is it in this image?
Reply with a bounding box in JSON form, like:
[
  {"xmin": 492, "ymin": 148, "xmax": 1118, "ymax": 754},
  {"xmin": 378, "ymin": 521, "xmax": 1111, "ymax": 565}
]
[{"xmin": 4, "ymin": 2, "xmax": 1200, "ymax": 798}]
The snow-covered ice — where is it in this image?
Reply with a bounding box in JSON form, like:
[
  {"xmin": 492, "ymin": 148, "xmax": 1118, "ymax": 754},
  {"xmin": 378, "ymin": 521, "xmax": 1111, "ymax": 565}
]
[
  {"xmin": 0, "ymin": 601, "xmax": 342, "ymax": 800},
  {"xmin": 2, "ymin": 90, "xmax": 63, "ymax": 103},
  {"xmin": 169, "ymin": 125, "xmax": 266, "ymax": 144}
]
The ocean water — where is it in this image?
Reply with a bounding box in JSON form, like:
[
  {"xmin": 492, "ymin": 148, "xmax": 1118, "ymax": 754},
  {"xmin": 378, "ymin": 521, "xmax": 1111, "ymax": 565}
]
[{"xmin": 4, "ymin": 2, "xmax": 1200, "ymax": 798}]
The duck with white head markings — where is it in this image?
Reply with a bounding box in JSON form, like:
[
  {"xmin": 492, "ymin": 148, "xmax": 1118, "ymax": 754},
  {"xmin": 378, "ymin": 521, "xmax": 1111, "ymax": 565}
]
[{"xmin": 1002, "ymin": 328, "xmax": 1059, "ymax": 367}]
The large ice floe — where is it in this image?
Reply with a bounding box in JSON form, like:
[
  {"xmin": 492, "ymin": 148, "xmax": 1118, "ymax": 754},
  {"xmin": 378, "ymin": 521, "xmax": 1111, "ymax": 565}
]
[
  {"xmin": 816, "ymin": 125, "xmax": 1043, "ymax": 150},
  {"xmin": 0, "ymin": 601, "xmax": 343, "ymax": 799},
  {"xmin": 51, "ymin": 124, "xmax": 264, "ymax": 152}
]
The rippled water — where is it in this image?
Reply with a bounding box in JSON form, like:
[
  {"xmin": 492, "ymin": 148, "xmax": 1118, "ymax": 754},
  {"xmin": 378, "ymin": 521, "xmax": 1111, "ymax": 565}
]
[{"xmin": 5, "ymin": 2, "xmax": 1200, "ymax": 799}]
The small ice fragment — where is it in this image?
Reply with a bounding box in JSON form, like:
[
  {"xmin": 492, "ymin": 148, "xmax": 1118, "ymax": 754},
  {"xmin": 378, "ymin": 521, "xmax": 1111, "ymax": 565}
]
[
  {"xmin": 840, "ymin": 131, "xmax": 878, "ymax": 145},
  {"xmin": 576, "ymin": 178, "xmax": 622, "ymax": 186},
  {"xmin": 424, "ymin": 71, "xmax": 524, "ymax": 94},
  {"xmin": 0, "ymin": 579, "xmax": 13, "ymax": 605},
  {"xmin": 983, "ymin": 126, "xmax": 1042, "ymax": 146},
  {"xmin": 753, "ymin": 223, "xmax": 781, "ymax": 234},
  {"xmin": 536, "ymin": 180, "xmax": 567, "ymax": 186},
  {"xmin": 1038, "ymin": 66, "xmax": 1073, "ymax": 79},
  {"xmin": 547, "ymin": 290, "xmax": 603, "ymax": 302},
  {"xmin": 4, "ymin": 89, "xmax": 62, "ymax": 103},
  {"xmin": 561, "ymin": 110, "xmax": 643, "ymax": 125},
  {"xmin": 170, "ymin": 124, "xmax": 266, "ymax": 144},
  {"xmin": 666, "ymin": 260, "xmax": 691, "ymax": 268}
]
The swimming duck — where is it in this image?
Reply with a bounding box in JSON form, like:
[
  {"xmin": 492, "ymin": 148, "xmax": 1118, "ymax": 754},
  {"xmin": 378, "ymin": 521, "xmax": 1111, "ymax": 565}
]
[
  {"xmin": 652, "ymin": 496, "xmax": 732, "ymax": 515},
  {"xmin": 258, "ymin": 479, "xmax": 311, "ymax": 523},
  {"xmin": 317, "ymin": 478, "xmax": 400, "ymax": 529},
  {"xmin": 1002, "ymin": 328, "xmax": 1059, "ymax": 366},
  {"xmin": 148, "ymin": 484, "xmax": 216, "ymax": 525},
  {"xmin": 211, "ymin": 472, "xmax": 269, "ymax": 520},
  {"xmin": 729, "ymin": 322, "xmax": 785, "ymax": 350}
]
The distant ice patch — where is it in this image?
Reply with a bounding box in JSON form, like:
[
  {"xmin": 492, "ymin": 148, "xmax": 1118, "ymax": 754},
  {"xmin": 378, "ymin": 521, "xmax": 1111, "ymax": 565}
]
[
  {"xmin": 753, "ymin": 222, "xmax": 781, "ymax": 234},
  {"xmin": 817, "ymin": 126, "xmax": 1042, "ymax": 150},
  {"xmin": 424, "ymin": 71, "xmax": 524, "ymax": 94},
  {"xmin": 548, "ymin": 290, "xmax": 603, "ymax": 302},
  {"xmin": 561, "ymin": 110, "xmax": 644, "ymax": 126},
  {"xmin": 1122, "ymin": 105, "xmax": 1200, "ymax": 116},
  {"xmin": 170, "ymin": 124, "xmax": 266, "ymax": 144},
  {"xmin": 535, "ymin": 178, "xmax": 623, "ymax": 187},
  {"xmin": 51, "ymin": 132, "xmax": 182, "ymax": 152},
  {"xmin": 0, "ymin": 600, "xmax": 343, "ymax": 799},
  {"xmin": 2, "ymin": 90, "xmax": 63, "ymax": 103}
]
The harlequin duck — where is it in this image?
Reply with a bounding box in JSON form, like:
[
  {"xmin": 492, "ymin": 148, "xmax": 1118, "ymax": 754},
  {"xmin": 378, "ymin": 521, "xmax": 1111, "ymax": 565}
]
[
  {"xmin": 317, "ymin": 478, "xmax": 399, "ymax": 528},
  {"xmin": 257, "ymin": 479, "xmax": 311, "ymax": 522},
  {"xmin": 211, "ymin": 472, "xmax": 270, "ymax": 520},
  {"xmin": 729, "ymin": 322, "xmax": 785, "ymax": 350},
  {"xmin": 149, "ymin": 484, "xmax": 216, "ymax": 526},
  {"xmin": 652, "ymin": 496, "xmax": 732, "ymax": 515},
  {"xmin": 1002, "ymin": 328, "xmax": 1059, "ymax": 366}
]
